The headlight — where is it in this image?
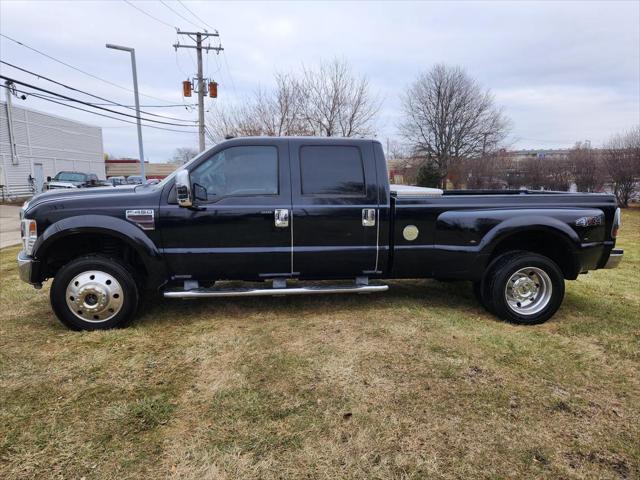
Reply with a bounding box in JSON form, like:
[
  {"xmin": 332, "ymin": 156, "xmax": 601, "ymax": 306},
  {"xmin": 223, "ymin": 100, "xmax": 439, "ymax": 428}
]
[{"xmin": 21, "ymin": 219, "xmax": 37, "ymax": 255}]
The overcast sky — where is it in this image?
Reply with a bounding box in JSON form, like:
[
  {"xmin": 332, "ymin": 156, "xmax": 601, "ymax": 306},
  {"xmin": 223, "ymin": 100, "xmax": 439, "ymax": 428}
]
[{"xmin": 1, "ymin": 0, "xmax": 638, "ymax": 162}]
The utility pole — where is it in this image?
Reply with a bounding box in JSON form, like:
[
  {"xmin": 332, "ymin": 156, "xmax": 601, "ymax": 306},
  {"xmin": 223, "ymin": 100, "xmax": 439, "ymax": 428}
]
[
  {"xmin": 106, "ymin": 44, "xmax": 146, "ymax": 180},
  {"xmin": 173, "ymin": 31, "xmax": 223, "ymax": 152},
  {"xmin": 4, "ymin": 81, "xmax": 19, "ymax": 165}
]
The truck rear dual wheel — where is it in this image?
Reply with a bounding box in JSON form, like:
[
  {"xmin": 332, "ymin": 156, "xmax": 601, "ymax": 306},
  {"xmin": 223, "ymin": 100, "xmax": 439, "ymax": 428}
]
[
  {"xmin": 479, "ymin": 251, "xmax": 565, "ymax": 325},
  {"xmin": 50, "ymin": 255, "xmax": 139, "ymax": 330}
]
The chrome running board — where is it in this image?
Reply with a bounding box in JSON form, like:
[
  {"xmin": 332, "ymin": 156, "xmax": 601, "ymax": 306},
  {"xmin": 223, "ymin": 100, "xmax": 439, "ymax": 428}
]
[{"xmin": 163, "ymin": 283, "xmax": 388, "ymax": 298}]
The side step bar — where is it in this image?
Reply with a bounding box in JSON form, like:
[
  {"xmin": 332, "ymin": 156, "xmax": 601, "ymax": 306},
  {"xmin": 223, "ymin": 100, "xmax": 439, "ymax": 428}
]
[{"xmin": 163, "ymin": 283, "xmax": 388, "ymax": 299}]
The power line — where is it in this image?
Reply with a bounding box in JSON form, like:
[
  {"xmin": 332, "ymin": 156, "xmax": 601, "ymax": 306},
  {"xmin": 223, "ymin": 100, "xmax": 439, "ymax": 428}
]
[
  {"xmin": 0, "ymin": 60, "xmax": 197, "ymax": 123},
  {"xmin": 204, "ymin": 125, "xmax": 217, "ymax": 143},
  {"xmin": 13, "ymin": 90, "xmax": 195, "ymax": 108},
  {"xmin": 222, "ymin": 50, "xmax": 238, "ymax": 97},
  {"xmin": 121, "ymin": 0, "xmax": 176, "ymax": 30},
  {"xmin": 27, "ymin": 92, "xmax": 196, "ymax": 110},
  {"xmin": 0, "ymin": 33, "xmax": 177, "ymax": 105},
  {"xmin": 1, "ymin": 75, "xmax": 195, "ymax": 127},
  {"xmin": 94, "ymin": 103, "xmax": 197, "ymax": 108},
  {"xmin": 176, "ymin": 0, "xmax": 218, "ymax": 33},
  {"xmin": 159, "ymin": 0, "xmax": 201, "ymax": 30},
  {"xmin": 1, "ymin": 84, "xmax": 197, "ymax": 134},
  {"xmin": 174, "ymin": 46, "xmax": 190, "ymax": 77},
  {"xmin": 2, "ymin": 75, "xmax": 194, "ymax": 127}
]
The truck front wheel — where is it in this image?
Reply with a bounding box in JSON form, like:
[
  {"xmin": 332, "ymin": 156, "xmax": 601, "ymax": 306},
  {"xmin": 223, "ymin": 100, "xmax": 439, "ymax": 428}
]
[
  {"xmin": 50, "ymin": 255, "xmax": 139, "ymax": 330},
  {"xmin": 486, "ymin": 251, "xmax": 565, "ymax": 325}
]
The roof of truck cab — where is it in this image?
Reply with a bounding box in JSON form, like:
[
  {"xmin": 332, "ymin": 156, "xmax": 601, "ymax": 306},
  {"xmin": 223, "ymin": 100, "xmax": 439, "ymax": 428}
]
[{"xmin": 219, "ymin": 136, "xmax": 380, "ymax": 144}]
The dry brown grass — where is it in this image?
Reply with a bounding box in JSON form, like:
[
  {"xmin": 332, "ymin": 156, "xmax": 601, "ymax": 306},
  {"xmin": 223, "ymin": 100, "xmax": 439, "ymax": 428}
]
[{"xmin": 1, "ymin": 209, "xmax": 639, "ymax": 479}]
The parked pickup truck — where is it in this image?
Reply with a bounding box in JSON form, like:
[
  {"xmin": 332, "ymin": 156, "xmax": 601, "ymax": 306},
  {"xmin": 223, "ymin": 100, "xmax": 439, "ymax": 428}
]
[
  {"xmin": 44, "ymin": 171, "xmax": 101, "ymax": 190},
  {"xmin": 18, "ymin": 137, "xmax": 623, "ymax": 330}
]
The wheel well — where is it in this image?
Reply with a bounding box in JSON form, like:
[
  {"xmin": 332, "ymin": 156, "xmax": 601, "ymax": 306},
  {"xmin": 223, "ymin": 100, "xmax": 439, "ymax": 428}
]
[
  {"xmin": 42, "ymin": 233, "xmax": 148, "ymax": 284},
  {"xmin": 490, "ymin": 230, "xmax": 578, "ymax": 279}
]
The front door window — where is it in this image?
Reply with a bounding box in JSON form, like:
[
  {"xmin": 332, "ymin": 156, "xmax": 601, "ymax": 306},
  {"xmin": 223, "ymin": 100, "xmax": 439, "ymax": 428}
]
[{"xmin": 190, "ymin": 146, "xmax": 278, "ymax": 201}]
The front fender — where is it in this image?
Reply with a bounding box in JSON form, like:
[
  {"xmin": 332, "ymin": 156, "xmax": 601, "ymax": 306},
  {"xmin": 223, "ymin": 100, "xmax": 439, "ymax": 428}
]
[{"xmin": 34, "ymin": 215, "xmax": 167, "ymax": 289}]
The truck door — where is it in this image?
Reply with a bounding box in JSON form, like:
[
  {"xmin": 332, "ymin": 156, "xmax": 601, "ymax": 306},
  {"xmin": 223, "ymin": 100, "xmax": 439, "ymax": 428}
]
[
  {"xmin": 159, "ymin": 139, "xmax": 292, "ymax": 281},
  {"xmin": 290, "ymin": 139, "xmax": 380, "ymax": 278}
]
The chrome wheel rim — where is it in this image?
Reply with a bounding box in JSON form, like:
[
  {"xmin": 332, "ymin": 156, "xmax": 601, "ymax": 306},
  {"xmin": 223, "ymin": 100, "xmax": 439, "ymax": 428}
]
[
  {"xmin": 505, "ymin": 267, "xmax": 552, "ymax": 316},
  {"xmin": 65, "ymin": 270, "xmax": 123, "ymax": 323}
]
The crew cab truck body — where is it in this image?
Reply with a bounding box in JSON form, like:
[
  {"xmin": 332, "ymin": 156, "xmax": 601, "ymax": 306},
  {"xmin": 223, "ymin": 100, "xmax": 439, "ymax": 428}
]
[{"xmin": 18, "ymin": 137, "xmax": 623, "ymax": 330}]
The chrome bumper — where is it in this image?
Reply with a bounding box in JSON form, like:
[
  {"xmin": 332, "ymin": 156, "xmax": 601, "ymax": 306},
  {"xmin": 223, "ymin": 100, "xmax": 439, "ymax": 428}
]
[
  {"xmin": 17, "ymin": 250, "xmax": 40, "ymax": 286},
  {"xmin": 604, "ymin": 249, "xmax": 623, "ymax": 269}
]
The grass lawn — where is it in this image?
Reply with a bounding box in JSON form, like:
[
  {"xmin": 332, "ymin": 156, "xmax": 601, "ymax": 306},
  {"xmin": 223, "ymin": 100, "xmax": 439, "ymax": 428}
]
[{"xmin": 1, "ymin": 209, "xmax": 638, "ymax": 480}]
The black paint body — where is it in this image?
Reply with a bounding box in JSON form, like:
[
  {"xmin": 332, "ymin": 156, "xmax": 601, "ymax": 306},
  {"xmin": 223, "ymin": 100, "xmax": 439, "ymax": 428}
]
[{"xmin": 22, "ymin": 137, "xmax": 619, "ymax": 290}]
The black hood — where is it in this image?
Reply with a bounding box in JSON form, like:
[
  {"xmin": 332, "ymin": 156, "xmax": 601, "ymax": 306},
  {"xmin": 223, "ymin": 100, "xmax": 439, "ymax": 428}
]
[{"xmin": 24, "ymin": 185, "xmax": 159, "ymax": 214}]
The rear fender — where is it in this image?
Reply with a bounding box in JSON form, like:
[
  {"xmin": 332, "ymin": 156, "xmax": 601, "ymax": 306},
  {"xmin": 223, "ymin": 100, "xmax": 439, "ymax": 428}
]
[{"xmin": 479, "ymin": 215, "xmax": 580, "ymax": 254}]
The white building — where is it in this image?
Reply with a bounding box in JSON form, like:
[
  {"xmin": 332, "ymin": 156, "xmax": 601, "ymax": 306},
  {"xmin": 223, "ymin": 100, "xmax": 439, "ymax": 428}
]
[{"xmin": 0, "ymin": 100, "xmax": 105, "ymax": 199}]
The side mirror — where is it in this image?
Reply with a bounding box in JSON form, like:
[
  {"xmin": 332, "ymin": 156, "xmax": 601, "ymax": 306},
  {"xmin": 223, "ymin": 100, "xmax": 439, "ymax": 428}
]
[
  {"xmin": 175, "ymin": 169, "xmax": 192, "ymax": 207},
  {"xmin": 47, "ymin": 176, "xmax": 51, "ymax": 182}
]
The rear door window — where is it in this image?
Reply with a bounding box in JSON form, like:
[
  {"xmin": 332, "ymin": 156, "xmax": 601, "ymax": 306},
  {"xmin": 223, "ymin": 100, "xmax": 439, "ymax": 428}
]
[{"xmin": 299, "ymin": 146, "xmax": 365, "ymax": 196}]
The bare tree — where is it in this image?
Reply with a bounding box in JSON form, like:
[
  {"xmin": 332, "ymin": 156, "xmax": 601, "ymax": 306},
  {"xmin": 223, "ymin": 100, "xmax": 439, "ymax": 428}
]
[
  {"xmin": 603, "ymin": 126, "xmax": 640, "ymax": 207},
  {"xmin": 521, "ymin": 157, "xmax": 546, "ymax": 190},
  {"xmin": 385, "ymin": 139, "xmax": 411, "ymax": 161},
  {"xmin": 207, "ymin": 59, "xmax": 379, "ymax": 142},
  {"xmin": 465, "ymin": 150, "xmax": 512, "ymax": 189},
  {"xmin": 520, "ymin": 155, "xmax": 572, "ymax": 191},
  {"xmin": 569, "ymin": 141, "xmax": 603, "ymax": 192},
  {"xmin": 399, "ymin": 64, "xmax": 510, "ymax": 188},
  {"xmin": 389, "ymin": 155, "xmax": 423, "ymax": 185},
  {"xmin": 544, "ymin": 158, "xmax": 573, "ymax": 191},
  {"xmin": 172, "ymin": 147, "xmax": 199, "ymax": 165},
  {"xmin": 447, "ymin": 157, "xmax": 468, "ymax": 189},
  {"xmin": 300, "ymin": 59, "xmax": 379, "ymax": 137},
  {"xmin": 207, "ymin": 101, "xmax": 265, "ymax": 142},
  {"xmin": 252, "ymin": 73, "xmax": 311, "ymax": 136}
]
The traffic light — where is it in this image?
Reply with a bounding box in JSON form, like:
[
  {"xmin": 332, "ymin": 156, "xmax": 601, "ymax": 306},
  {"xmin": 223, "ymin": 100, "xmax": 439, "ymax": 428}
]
[
  {"xmin": 208, "ymin": 81, "xmax": 218, "ymax": 98},
  {"xmin": 182, "ymin": 80, "xmax": 192, "ymax": 97}
]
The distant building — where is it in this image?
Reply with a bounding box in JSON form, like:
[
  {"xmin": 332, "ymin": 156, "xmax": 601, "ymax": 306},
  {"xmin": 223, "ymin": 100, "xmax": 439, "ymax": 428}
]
[
  {"xmin": 105, "ymin": 158, "xmax": 178, "ymax": 180},
  {"xmin": 0, "ymin": 100, "xmax": 105, "ymax": 198},
  {"xmin": 505, "ymin": 148, "xmax": 571, "ymax": 167}
]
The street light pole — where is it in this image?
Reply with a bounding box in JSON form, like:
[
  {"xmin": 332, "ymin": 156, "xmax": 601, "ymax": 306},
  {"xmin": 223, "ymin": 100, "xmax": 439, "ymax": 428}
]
[{"xmin": 106, "ymin": 43, "xmax": 146, "ymax": 180}]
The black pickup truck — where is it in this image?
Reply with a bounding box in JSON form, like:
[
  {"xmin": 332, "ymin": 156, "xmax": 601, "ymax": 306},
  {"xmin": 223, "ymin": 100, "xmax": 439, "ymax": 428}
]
[{"xmin": 18, "ymin": 137, "xmax": 623, "ymax": 330}]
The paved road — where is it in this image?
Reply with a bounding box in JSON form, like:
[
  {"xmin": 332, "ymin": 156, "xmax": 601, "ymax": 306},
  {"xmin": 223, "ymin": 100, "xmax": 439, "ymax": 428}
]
[{"xmin": 0, "ymin": 205, "xmax": 22, "ymax": 249}]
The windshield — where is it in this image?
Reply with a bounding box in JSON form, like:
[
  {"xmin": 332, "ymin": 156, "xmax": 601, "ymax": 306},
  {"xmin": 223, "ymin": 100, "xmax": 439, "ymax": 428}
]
[{"xmin": 53, "ymin": 172, "xmax": 86, "ymax": 182}]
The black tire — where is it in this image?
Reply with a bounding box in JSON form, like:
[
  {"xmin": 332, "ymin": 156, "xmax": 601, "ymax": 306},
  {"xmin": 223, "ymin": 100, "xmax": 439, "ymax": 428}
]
[
  {"xmin": 50, "ymin": 255, "xmax": 139, "ymax": 330},
  {"xmin": 472, "ymin": 280, "xmax": 494, "ymax": 313},
  {"xmin": 486, "ymin": 251, "xmax": 564, "ymax": 325},
  {"xmin": 473, "ymin": 253, "xmax": 508, "ymax": 314}
]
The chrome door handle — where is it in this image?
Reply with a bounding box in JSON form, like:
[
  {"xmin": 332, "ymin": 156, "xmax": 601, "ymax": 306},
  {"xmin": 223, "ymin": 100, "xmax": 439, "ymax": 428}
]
[
  {"xmin": 274, "ymin": 209, "xmax": 289, "ymax": 228},
  {"xmin": 362, "ymin": 208, "xmax": 376, "ymax": 227}
]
